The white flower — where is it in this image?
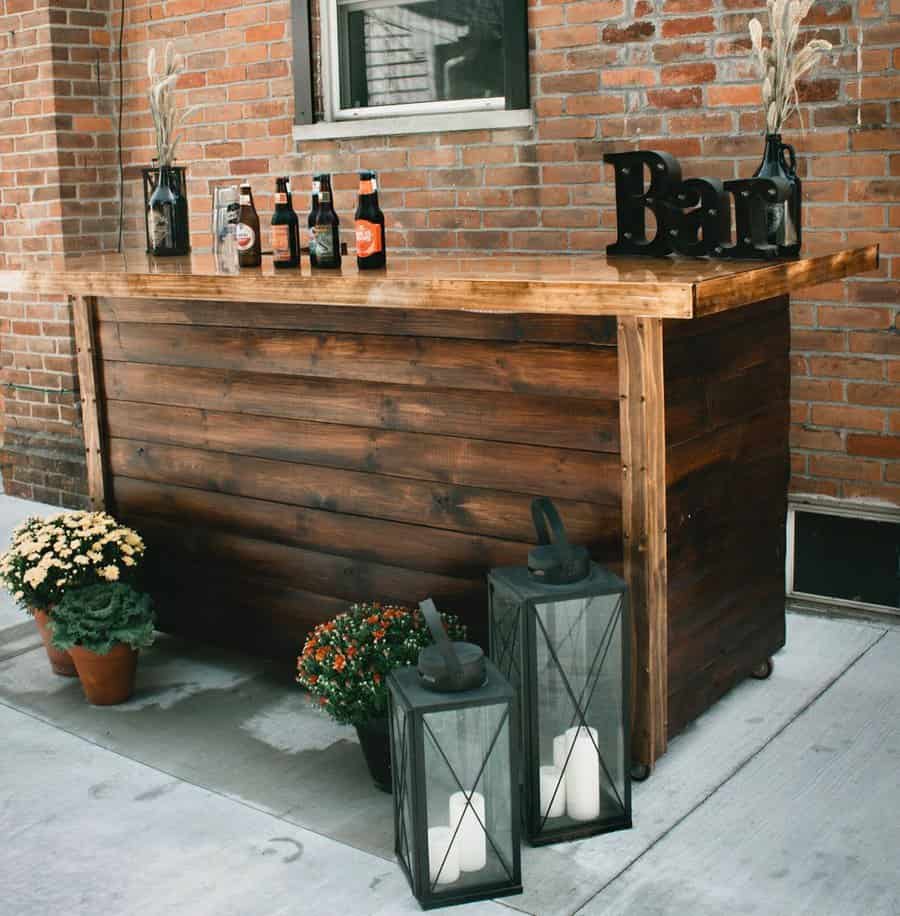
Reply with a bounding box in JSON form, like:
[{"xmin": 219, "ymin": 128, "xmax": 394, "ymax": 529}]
[
  {"xmin": 100, "ymin": 565, "xmax": 120, "ymax": 581},
  {"xmin": 74, "ymin": 555, "xmax": 90, "ymax": 566}
]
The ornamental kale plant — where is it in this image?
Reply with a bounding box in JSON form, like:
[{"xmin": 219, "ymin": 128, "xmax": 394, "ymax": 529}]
[
  {"xmin": 49, "ymin": 583, "xmax": 156, "ymax": 656},
  {"xmin": 0, "ymin": 511, "xmax": 145, "ymax": 613},
  {"xmin": 297, "ymin": 602, "xmax": 467, "ymax": 727}
]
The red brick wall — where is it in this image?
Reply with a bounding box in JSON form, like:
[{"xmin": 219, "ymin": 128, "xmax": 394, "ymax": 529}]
[
  {"xmin": 3, "ymin": 0, "xmax": 899, "ymax": 507},
  {"xmin": 0, "ymin": 0, "xmax": 113, "ymax": 504}
]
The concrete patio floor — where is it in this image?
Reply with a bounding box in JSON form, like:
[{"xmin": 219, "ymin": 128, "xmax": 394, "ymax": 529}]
[{"xmin": 1, "ymin": 495, "xmax": 898, "ymax": 915}]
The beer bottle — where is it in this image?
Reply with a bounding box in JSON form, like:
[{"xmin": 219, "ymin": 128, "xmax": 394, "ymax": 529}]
[
  {"xmin": 236, "ymin": 182, "xmax": 261, "ymax": 268},
  {"xmin": 271, "ymin": 176, "xmax": 300, "ymax": 269},
  {"xmin": 355, "ymin": 170, "xmax": 386, "ymax": 270},
  {"xmin": 306, "ymin": 173, "xmax": 322, "ymax": 260},
  {"xmin": 310, "ymin": 173, "xmax": 341, "ymax": 269}
]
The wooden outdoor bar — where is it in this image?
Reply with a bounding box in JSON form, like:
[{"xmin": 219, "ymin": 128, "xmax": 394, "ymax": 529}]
[{"xmin": 0, "ymin": 245, "xmax": 878, "ymax": 770}]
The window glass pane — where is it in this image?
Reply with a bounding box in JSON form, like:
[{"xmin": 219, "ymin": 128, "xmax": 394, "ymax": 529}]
[
  {"xmin": 422, "ymin": 704, "xmax": 515, "ymax": 893},
  {"xmin": 337, "ymin": 0, "xmax": 505, "ymax": 109}
]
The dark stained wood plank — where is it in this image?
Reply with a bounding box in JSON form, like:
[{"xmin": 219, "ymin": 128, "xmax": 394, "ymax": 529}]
[
  {"xmin": 71, "ymin": 295, "xmax": 107, "ymax": 509},
  {"xmin": 617, "ymin": 316, "xmax": 668, "ymax": 769},
  {"xmin": 666, "ymin": 408, "xmax": 788, "ymax": 488},
  {"xmin": 665, "ymin": 361, "xmax": 789, "ymax": 449},
  {"xmin": 97, "ymin": 297, "xmax": 619, "ymax": 346},
  {"xmin": 108, "ymin": 438, "xmax": 623, "ymax": 549},
  {"xmin": 667, "ymin": 608, "xmax": 785, "ymax": 737},
  {"xmin": 96, "ymin": 322, "xmax": 620, "ymax": 401},
  {"xmin": 101, "ymin": 361, "xmax": 621, "ymax": 452},
  {"xmin": 103, "ymin": 401, "xmax": 621, "ymax": 505},
  {"xmin": 130, "ymin": 513, "xmax": 479, "ymax": 606},
  {"xmin": 663, "ymin": 295, "xmax": 785, "ymax": 344},
  {"xmin": 111, "ymin": 476, "xmax": 556, "ymax": 579},
  {"xmin": 148, "ymin": 571, "xmax": 360, "ymax": 663},
  {"xmin": 662, "ymin": 306, "xmax": 789, "ymax": 384}
]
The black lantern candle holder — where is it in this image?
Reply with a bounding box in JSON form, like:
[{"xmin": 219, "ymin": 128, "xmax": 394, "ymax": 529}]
[
  {"xmin": 388, "ymin": 600, "xmax": 522, "ymax": 910},
  {"xmin": 489, "ymin": 498, "xmax": 631, "ymax": 845}
]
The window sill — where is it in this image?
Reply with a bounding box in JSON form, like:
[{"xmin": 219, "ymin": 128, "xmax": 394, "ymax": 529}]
[{"xmin": 292, "ymin": 108, "xmax": 534, "ymax": 142}]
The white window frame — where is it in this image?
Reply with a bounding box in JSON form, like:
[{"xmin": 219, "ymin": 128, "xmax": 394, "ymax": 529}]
[{"xmin": 293, "ymin": 0, "xmax": 532, "ymax": 141}]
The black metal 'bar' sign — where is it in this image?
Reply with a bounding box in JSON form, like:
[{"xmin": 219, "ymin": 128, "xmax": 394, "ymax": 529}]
[{"xmin": 604, "ymin": 150, "xmax": 793, "ymax": 260}]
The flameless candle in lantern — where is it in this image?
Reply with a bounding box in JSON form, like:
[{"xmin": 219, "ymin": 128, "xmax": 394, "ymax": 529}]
[
  {"xmin": 489, "ymin": 497, "xmax": 632, "ymax": 845},
  {"xmin": 388, "ymin": 599, "xmax": 522, "ymax": 910}
]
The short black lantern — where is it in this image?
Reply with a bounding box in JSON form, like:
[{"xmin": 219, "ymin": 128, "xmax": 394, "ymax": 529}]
[
  {"xmin": 388, "ymin": 600, "xmax": 522, "ymax": 910},
  {"xmin": 489, "ymin": 497, "xmax": 631, "ymax": 845}
]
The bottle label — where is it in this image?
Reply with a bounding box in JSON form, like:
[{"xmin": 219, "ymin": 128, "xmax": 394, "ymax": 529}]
[
  {"xmin": 149, "ymin": 204, "xmax": 173, "ymax": 250},
  {"xmin": 319, "ymin": 191, "xmax": 331, "ymax": 204},
  {"xmin": 355, "ymin": 220, "xmax": 383, "ymax": 259},
  {"xmin": 359, "ymin": 179, "xmax": 376, "ymax": 196},
  {"xmin": 236, "ymin": 223, "xmax": 256, "ymax": 251},
  {"xmin": 239, "ymin": 193, "xmax": 251, "ymax": 206},
  {"xmin": 312, "ymin": 225, "xmax": 334, "ymax": 260},
  {"xmin": 272, "ymin": 224, "xmax": 290, "ymax": 261},
  {"xmin": 274, "ymin": 192, "xmax": 287, "ymax": 205}
]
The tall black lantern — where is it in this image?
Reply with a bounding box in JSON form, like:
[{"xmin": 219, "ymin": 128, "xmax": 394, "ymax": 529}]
[
  {"xmin": 388, "ymin": 600, "xmax": 522, "ymax": 910},
  {"xmin": 489, "ymin": 498, "xmax": 631, "ymax": 845}
]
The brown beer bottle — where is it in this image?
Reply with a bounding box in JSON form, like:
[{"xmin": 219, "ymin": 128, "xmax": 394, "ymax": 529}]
[
  {"xmin": 355, "ymin": 170, "xmax": 386, "ymax": 270},
  {"xmin": 236, "ymin": 182, "xmax": 261, "ymax": 268},
  {"xmin": 271, "ymin": 176, "xmax": 300, "ymax": 269},
  {"xmin": 310, "ymin": 173, "xmax": 341, "ymax": 269}
]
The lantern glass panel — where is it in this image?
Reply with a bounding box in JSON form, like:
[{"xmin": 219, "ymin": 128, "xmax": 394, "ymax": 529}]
[
  {"xmin": 534, "ymin": 592, "xmax": 626, "ymax": 829},
  {"xmin": 422, "ymin": 705, "xmax": 516, "ymax": 894},
  {"xmin": 392, "ymin": 699, "xmax": 417, "ymax": 881}
]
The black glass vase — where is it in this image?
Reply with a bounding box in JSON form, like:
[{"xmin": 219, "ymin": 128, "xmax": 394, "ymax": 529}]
[
  {"xmin": 145, "ymin": 164, "xmax": 190, "ymax": 257},
  {"xmin": 752, "ymin": 133, "xmax": 801, "ymax": 258}
]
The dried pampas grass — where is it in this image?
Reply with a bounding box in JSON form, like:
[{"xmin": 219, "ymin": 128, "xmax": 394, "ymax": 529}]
[
  {"xmin": 148, "ymin": 43, "xmax": 195, "ymax": 167},
  {"xmin": 748, "ymin": 0, "xmax": 833, "ymax": 134}
]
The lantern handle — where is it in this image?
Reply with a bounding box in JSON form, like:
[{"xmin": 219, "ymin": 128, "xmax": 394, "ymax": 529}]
[
  {"xmin": 419, "ymin": 598, "xmax": 463, "ymax": 680},
  {"xmin": 531, "ymin": 496, "xmax": 571, "ymax": 549}
]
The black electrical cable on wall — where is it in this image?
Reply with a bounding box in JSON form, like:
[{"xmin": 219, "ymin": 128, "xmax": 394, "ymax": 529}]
[{"xmin": 115, "ymin": 0, "xmax": 125, "ymax": 253}]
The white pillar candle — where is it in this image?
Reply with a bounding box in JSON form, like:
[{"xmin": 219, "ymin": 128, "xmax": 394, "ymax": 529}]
[
  {"xmin": 428, "ymin": 826, "xmax": 460, "ymax": 885},
  {"xmin": 539, "ymin": 765, "xmax": 566, "ymax": 819},
  {"xmin": 565, "ymin": 731, "xmax": 601, "ymax": 821},
  {"xmin": 554, "ymin": 726, "xmax": 598, "ymax": 771},
  {"xmin": 448, "ymin": 790, "xmax": 486, "ymax": 872}
]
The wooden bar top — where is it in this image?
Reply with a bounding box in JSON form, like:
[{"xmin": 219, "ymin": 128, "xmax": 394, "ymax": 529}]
[{"xmin": 0, "ymin": 246, "xmax": 878, "ymax": 319}]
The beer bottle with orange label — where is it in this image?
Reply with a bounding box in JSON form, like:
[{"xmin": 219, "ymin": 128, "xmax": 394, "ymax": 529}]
[
  {"xmin": 355, "ymin": 170, "xmax": 385, "ymax": 270},
  {"xmin": 271, "ymin": 176, "xmax": 300, "ymax": 269}
]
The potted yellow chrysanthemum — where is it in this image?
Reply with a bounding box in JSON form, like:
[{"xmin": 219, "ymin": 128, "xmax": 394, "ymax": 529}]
[{"xmin": 0, "ymin": 511, "xmax": 146, "ymax": 676}]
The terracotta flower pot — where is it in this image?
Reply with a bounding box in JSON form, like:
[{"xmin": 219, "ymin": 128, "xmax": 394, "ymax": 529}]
[
  {"xmin": 68, "ymin": 643, "xmax": 139, "ymax": 705},
  {"xmin": 32, "ymin": 609, "xmax": 78, "ymax": 677}
]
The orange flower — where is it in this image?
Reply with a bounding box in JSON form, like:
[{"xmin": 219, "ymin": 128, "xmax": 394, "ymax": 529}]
[
  {"xmin": 373, "ymin": 672, "xmax": 381, "ymax": 685},
  {"xmin": 319, "ymin": 697, "xmax": 328, "ymax": 706},
  {"xmin": 315, "ymin": 646, "xmax": 331, "ymax": 661},
  {"xmin": 307, "ymin": 674, "xmax": 318, "ymax": 685},
  {"xmin": 347, "ymin": 646, "xmax": 357, "ymax": 659},
  {"xmin": 373, "ymin": 628, "xmax": 385, "ymax": 640},
  {"xmin": 333, "ymin": 653, "xmax": 346, "ymax": 671},
  {"xmin": 366, "ymin": 614, "xmax": 379, "ymax": 624}
]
